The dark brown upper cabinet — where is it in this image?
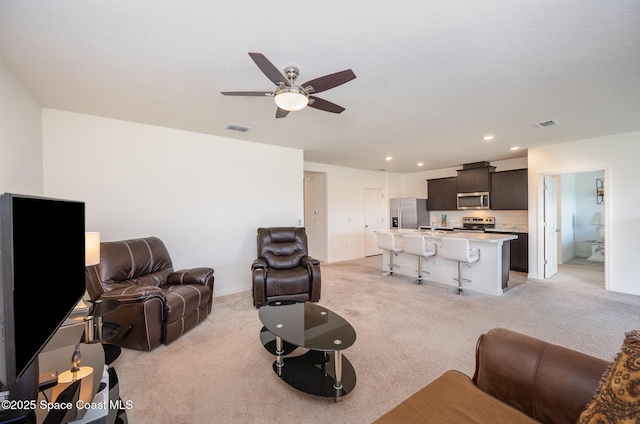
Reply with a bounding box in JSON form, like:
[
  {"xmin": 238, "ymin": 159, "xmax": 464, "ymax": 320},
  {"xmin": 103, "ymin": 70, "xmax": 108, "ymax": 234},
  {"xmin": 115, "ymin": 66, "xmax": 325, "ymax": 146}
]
[
  {"xmin": 457, "ymin": 163, "xmax": 495, "ymax": 193},
  {"xmin": 490, "ymin": 168, "xmax": 528, "ymax": 210},
  {"xmin": 427, "ymin": 177, "xmax": 458, "ymax": 211}
]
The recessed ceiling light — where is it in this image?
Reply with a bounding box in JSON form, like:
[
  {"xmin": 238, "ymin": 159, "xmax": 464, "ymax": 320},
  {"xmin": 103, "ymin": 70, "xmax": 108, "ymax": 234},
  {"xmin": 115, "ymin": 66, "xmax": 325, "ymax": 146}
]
[
  {"xmin": 417, "ymin": 162, "xmax": 424, "ymax": 167},
  {"xmin": 385, "ymin": 156, "xmax": 392, "ymax": 161},
  {"xmin": 509, "ymin": 146, "xmax": 520, "ymax": 151},
  {"xmin": 482, "ymin": 135, "xmax": 494, "ymax": 141}
]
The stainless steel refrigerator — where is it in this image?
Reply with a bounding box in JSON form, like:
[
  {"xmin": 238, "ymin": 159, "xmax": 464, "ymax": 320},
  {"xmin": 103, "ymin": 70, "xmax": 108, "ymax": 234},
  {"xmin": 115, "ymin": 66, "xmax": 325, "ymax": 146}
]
[{"xmin": 390, "ymin": 198, "xmax": 429, "ymax": 229}]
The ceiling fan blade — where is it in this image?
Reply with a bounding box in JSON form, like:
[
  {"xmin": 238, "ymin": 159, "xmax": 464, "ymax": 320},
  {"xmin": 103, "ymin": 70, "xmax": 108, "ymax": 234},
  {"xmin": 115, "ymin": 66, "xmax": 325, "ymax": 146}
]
[
  {"xmin": 301, "ymin": 69, "xmax": 356, "ymax": 94},
  {"xmin": 276, "ymin": 108, "xmax": 290, "ymax": 119},
  {"xmin": 308, "ymin": 96, "xmax": 346, "ymax": 114},
  {"xmin": 248, "ymin": 52, "xmax": 290, "ymax": 86},
  {"xmin": 220, "ymin": 91, "xmax": 273, "ymax": 97}
]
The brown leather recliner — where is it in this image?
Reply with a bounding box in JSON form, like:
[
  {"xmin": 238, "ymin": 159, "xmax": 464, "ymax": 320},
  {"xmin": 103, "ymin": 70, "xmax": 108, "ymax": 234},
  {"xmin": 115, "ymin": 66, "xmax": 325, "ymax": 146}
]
[
  {"xmin": 251, "ymin": 227, "xmax": 321, "ymax": 308},
  {"xmin": 85, "ymin": 236, "xmax": 214, "ymax": 351}
]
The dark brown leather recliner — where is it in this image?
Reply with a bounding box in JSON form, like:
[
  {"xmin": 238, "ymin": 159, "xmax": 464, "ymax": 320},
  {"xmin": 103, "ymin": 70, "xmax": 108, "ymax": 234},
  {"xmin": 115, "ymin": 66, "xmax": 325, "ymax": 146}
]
[
  {"xmin": 85, "ymin": 236, "xmax": 214, "ymax": 351},
  {"xmin": 251, "ymin": 227, "xmax": 321, "ymax": 308}
]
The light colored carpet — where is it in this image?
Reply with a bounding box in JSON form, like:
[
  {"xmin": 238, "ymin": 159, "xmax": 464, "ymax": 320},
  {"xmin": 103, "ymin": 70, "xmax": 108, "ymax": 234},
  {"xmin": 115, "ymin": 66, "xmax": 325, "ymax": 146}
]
[{"xmin": 114, "ymin": 256, "xmax": 639, "ymax": 424}]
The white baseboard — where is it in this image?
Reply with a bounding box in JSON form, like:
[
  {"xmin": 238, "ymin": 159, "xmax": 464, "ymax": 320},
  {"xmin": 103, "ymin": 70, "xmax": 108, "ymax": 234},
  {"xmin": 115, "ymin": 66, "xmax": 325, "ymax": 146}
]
[{"xmin": 213, "ymin": 286, "xmax": 251, "ymax": 298}]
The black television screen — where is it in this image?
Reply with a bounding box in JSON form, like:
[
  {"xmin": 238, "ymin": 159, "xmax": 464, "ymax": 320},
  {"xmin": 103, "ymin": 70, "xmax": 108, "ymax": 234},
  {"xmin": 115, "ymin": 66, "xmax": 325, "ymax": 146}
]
[{"xmin": 0, "ymin": 193, "xmax": 86, "ymax": 387}]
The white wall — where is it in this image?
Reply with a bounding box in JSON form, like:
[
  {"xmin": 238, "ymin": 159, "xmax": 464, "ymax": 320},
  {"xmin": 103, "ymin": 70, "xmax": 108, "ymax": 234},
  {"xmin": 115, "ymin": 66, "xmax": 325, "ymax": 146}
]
[
  {"xmin": 0, "ymin": 60, "xmax": 43, "ymax": 195},
  {"xmin": 304, "ymin": 162, "xmax": 388, "ymax": 263},
  {"xmin": 386, "ymin": 173, "xmax": 409, "ymax": 199},
  {"xmin": 42, "ymin": 109, "xmax": 304, "ymax": 296},
  {"xmin": 528, "ymin": 131, "xmax": 640, "ymax": 295}
]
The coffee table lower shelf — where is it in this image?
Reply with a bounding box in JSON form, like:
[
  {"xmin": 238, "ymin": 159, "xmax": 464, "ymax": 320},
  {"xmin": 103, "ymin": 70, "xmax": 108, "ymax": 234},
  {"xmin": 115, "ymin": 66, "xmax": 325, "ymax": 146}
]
[{"xmin": 270, "ymin": 349, "xmax": 356, "ymax": 399}]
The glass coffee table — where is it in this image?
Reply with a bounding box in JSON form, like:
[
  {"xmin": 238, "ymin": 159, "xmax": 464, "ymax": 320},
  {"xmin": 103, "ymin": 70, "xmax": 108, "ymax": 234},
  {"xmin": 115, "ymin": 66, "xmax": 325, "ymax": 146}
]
[{"xmin": 259, "ymin": 300, "xmax": 356, "ymax": 401}]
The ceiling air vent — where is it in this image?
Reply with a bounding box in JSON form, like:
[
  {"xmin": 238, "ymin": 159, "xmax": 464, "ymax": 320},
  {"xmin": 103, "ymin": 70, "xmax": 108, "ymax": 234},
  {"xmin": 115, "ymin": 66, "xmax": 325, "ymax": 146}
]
[
  {"xmin": 536, "ymin": 119, "xmax": 559, "ymax": 128},
  {"xmin": 226, "ymin": 123, "xmax": 252, "ymax": 132}
]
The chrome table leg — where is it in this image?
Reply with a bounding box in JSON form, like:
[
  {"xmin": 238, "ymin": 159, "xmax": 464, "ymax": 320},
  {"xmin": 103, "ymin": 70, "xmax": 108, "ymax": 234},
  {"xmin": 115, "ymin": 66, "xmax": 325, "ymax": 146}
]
[
  {"xmin": 333, "ymin": 350, "xmax": 343, "ymax": 401},
  {"xmin": 275, "ymin": 336, "xmax": 284, "ymax": 376}
]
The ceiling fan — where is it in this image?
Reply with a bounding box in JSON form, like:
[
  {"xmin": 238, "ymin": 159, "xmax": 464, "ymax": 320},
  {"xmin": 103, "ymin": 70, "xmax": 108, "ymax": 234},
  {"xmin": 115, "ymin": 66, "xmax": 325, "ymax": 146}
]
[{"xmin": 221, "ymin": 52, "xmax": 356, "ymax": 118}]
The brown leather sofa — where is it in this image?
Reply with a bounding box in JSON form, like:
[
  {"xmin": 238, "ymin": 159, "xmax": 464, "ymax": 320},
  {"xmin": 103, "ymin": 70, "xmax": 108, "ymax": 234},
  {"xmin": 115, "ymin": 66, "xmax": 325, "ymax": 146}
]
[
  {"xmin": 85, "ymin": 236, "xmax": 214, "ymax": 351},
  {"xmin": 374, "ymin": 328, "xmax": 611, "ymax": 424},
  {"xmin": 251, "ymin": 227, "xmax": 321, "ymax": 308}
]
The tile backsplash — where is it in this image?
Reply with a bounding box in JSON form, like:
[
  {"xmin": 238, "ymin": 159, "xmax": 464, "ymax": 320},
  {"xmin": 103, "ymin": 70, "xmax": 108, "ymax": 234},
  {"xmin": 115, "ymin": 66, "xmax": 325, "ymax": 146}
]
[{"xmin": 428, "ymin": 210, "xmax": 528, "ymax": 232}]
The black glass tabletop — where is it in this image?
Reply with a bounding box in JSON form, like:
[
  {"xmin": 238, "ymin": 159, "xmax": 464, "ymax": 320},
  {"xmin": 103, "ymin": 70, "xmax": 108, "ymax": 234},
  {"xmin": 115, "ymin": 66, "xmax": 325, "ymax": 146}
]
[
  {"xmin": 88, "ymin": 298, "xmax": 120, "ymax": 317},
  {"xmin": 259, "ymin": 301, "xmax": 356, "ymax": 351}
]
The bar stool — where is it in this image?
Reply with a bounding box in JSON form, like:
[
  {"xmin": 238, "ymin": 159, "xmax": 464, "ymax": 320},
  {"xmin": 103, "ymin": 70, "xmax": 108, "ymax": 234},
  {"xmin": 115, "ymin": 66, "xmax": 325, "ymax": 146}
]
[
  {"xmin": 376, "ymin": 232, "xmax": 404, "ymax": 276},
  {"xmin": 440, "ymin": 237, "xmax": 480, "ymax": 295},
  {"xmin": 402, "ymin": 234, "xmax": 437, "ymax": 284}
]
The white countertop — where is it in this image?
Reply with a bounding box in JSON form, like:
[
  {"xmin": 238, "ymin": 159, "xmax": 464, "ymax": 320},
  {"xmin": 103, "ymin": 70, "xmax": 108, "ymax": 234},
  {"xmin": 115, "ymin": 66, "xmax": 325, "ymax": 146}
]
[
  {"xmin": 376, "ymin": 229, "xmax": 517, "ymax": 242},
  {"xmin": 487, "ymin": 225, "xmax": 529, "ymax": 233},
  {"xmin": 420, "ymin": 225, "xmax": 528, "ymax": 233}
]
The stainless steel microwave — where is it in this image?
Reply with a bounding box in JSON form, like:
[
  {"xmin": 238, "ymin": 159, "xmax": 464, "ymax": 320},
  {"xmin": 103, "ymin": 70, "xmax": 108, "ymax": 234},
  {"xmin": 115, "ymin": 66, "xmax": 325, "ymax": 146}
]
[{"xmin": 457, "ymin": 192, "xmax": 490, "ymax": 210}]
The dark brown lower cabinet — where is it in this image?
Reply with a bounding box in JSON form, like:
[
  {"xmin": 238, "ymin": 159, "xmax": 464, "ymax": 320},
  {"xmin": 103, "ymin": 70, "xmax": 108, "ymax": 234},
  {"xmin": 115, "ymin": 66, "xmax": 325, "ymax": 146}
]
[
  {"xmin": 510, "ymin": 233, "xmax": 528, "ymax": 272},
  {"xmin": 501, "ymin": 241, "xmax": 510, "ymax": 289}
]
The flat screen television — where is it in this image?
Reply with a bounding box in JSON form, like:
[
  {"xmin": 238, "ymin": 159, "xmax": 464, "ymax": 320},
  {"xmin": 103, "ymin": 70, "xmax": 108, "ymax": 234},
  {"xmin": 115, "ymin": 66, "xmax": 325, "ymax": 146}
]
[{"xmin": 0, "ymin": 193, "xmax": 86, "ymax": 402}]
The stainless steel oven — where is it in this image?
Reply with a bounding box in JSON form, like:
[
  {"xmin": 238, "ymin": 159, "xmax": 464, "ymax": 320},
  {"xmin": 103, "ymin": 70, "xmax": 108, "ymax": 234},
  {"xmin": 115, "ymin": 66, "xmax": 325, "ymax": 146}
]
[
  {"xmin": 453, "ymin": 217, "xmax": 495, "ymax": 232},
  {"xmin": 457, "ymin": 192, "xmax": 490, "ymax": 210}
]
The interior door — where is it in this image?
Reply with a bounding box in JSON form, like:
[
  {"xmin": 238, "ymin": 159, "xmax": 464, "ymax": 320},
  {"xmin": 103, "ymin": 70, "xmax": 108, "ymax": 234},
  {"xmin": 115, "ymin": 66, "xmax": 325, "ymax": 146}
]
[
  {"xmin": 364, "ymin": 188, "xmax": 384, "ymax": 256},
  {"xmin": 544, "ymin": 175, "xmax": 559, "ymax": 277}
]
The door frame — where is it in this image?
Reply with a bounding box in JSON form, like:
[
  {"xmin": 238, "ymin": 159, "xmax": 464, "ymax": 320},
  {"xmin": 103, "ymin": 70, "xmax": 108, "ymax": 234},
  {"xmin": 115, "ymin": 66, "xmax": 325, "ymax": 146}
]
[
  {"xmin": 537, "ymin": 168, "xmax": 609, "ymax": 289},
  {"xmin": 363, "ymin": 187, "xmax": 385, "ymax": 257},
  {"xmin": 304, "ymin": 171, "xmax": 328, "ymax": 263}
]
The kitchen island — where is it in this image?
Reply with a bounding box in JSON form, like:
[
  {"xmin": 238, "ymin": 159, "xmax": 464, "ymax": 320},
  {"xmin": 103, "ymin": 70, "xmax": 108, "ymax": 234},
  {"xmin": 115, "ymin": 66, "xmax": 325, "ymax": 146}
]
[{"xmin": 375, "ymin": 229, "xmax": 517, "ymax": 295}]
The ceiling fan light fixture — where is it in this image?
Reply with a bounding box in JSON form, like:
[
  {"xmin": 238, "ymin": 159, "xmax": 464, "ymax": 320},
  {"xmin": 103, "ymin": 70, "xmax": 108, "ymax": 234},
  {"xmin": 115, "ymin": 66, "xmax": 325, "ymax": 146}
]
[
  {"xmin": 222, "ymin": 53, "xmax": 355, "ymax": 118},
  {"xmin": 274, "ymin": 86, "xmax": 309, "ymax": 111}
]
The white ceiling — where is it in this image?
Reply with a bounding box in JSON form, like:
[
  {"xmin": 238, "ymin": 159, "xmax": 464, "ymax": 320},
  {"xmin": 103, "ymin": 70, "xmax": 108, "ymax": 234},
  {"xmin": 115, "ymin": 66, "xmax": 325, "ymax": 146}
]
[{"xmin": 1, "ymin": 1, "xmax": 639, "ymax": 173}]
